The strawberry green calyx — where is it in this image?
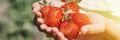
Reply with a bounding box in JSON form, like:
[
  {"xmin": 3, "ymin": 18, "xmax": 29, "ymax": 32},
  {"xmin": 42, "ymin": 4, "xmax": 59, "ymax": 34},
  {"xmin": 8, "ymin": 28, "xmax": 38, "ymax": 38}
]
[{"xmin": 38, "ymin": 0, "xmax": 52, "ymax": 6}]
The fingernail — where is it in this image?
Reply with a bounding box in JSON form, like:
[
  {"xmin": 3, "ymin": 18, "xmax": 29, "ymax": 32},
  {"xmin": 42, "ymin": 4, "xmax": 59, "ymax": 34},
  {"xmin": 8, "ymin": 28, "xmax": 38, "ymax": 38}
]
[
  {"xmin": 40, "ymin": 24, "xmax": 47, "ymax": 30},
  {"xmin": 46, "ymin": 27, "xmax": 52, "ymax": 32},
  {"xmin": 36, "ymin": 12, "xmax": 42, "ymax": 17},
  {"xmin": 52, "ymin": 27, "xmax": 59, "ymax": 33},
  {"xmin": 37, "ymin": 18, "xmax": 44, "ymax": 23},
  {"xmin": 81, "ymin": 27, "xmax": 88, "ymax": 34},
  {"xmin": 57, "ymin": 32, "xmax": 64, "ymax": 38}
]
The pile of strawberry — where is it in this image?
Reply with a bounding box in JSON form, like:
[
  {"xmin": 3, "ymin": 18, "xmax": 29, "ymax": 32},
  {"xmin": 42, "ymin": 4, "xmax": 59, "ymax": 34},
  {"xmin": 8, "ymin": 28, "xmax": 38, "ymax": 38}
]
[{"xmin": 39, "ymin": 1, "xmax": 91, "ymax": 40}]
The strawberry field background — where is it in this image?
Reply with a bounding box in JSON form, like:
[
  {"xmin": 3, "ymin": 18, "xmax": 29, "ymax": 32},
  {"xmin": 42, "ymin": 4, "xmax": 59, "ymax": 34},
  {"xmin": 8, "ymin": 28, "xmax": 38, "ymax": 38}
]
[{"xmin": 0, "ymin": 0, "xmax": 53, "ymax": 40}]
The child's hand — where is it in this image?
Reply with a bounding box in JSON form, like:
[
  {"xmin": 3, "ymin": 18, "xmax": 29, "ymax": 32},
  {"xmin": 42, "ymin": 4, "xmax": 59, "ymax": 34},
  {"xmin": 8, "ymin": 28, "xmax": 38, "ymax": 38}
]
[{"xmin": 32, "ymin": 0, "xmax": 120, "ymax": 40}]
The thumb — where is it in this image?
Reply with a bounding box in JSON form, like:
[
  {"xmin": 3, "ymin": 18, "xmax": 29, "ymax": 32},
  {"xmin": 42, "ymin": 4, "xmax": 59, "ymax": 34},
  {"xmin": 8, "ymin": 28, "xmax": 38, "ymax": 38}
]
[{"xmin": 81, "ymin": 23, "xmax": 105, "ymax": 34}]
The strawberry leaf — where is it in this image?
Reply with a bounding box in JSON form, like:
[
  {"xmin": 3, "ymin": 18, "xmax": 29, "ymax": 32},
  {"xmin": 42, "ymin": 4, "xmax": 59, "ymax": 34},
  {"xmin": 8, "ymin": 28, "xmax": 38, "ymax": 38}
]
[
  {"xmin": 38, "ymin": 2, "xmax": 45, "ymax": 5},
  {"xmin": 43, "ymin": 0, "xmax": 47, "ymax": 4}
]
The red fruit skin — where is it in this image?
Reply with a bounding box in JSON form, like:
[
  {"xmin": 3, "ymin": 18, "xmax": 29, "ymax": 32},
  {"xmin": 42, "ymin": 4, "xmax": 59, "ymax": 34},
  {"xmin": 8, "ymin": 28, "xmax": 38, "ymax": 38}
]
[
  {"xmin": 70, "ymin": 13, "xmax": 91, "ymax": 28},
  {"xmin": 59, "ymin": 21, "xmax": 79, "ymax": 40},
  {"xmin": 40, "ymin": 6, "xmax": 51, "ymax": 17},
  {"xmin": 61, "ymin": 2, "xmax": 79, "ymax": 13},
  {"xmin": 44, "ymin": 6, "xmax": 63, "ymax": 27}
]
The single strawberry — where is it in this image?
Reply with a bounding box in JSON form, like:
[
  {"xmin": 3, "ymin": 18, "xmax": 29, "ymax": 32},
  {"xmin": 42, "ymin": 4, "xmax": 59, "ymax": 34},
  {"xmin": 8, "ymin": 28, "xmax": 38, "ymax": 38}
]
[
  {"xmin": 40, "ymin": 6, "xmax": 51, "ymax": 17},
  {"xmin": 70, "ymin": 13, "xmax": 91, "ymax": 28},
  {"xmin": 59, "ymin": 21, "xmax": 79, "ymax": 40},
  {"xmin": 61, "ymin": 2, "xmax": 79, "ymax": 13},
  {"xmin": 44, "ymin": 6, "xmax": 63, "ymax": 27},
  {"xmin": 39, "ymin": 0, "xmax": 51, "ymax": 18}
]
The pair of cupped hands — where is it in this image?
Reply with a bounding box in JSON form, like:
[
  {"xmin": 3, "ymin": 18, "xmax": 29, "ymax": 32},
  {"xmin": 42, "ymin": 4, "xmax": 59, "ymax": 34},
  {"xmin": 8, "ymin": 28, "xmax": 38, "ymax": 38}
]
[{"xmin": 32, "ymin": 0, "xmax": 120, "ymax": 40}]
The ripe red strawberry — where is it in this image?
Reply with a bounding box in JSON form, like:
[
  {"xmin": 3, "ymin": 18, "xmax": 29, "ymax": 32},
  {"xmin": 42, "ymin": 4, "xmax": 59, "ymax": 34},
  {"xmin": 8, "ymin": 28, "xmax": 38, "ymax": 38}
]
[
  {"xmin": 61, "ymin": 2, "xmax": 79, "ymax": 13},
  {"xmin": 40, "ymin": 6, "xmax": 51, "ymax": 17},
  {"xmin": 44, "ymin": 6, "xmax": 63, "ymax": 27},
  {"xmin": 59, "ymin": 21, "xmax": 79, "ymax": 40},
  {"xmin": 70, "ymin": 13, "xmax": 91, "ymax": 28}
]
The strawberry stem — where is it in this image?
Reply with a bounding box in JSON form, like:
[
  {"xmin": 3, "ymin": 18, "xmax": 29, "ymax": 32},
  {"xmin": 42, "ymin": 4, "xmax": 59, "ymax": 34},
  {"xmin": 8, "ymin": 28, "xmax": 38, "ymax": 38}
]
[
  {"xmin": 38, "ymin": 2, "xmax": 45, "ymax": 6},
  {"xmin": 63, "ymin": 9, "xmax": 72, "ymax": 22},
  {"xmin": 43, "ymin": 0, "xmax": 47, "ymax": 4},
  {"xmin": 38, "ymin": 0, "xmax": 52, "ymax": 6}
]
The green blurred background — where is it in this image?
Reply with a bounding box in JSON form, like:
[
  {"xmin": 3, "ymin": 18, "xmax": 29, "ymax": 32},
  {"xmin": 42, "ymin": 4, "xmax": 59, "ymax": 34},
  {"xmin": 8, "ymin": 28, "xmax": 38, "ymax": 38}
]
[{"xmin": 0, "ymin": 0, "xmax": 53, "ymax": 40}]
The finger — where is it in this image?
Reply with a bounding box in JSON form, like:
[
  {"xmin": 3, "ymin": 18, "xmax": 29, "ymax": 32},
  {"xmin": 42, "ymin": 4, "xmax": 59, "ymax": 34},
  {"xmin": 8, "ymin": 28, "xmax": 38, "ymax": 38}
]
[
  {"xmin": 81, "ymin": 23, "xmax": 105, "ymax": 34},
  {"xmin": 85, "ymin": 12, "xmax": 106, "ymax": 24},
  {"xmin": 32, "ymin": 2, "xmax": 41, "ymax": 13},
  {"xmin": 52, "ymin": 27, "xmax": 59, "ymax": 36},
  {"xmin": 40, "ymin": 24, "xmax": 48, "ymax": 30},
  {"xmin": 56, "ymin": 32, "xmax": 68, "ymax": 40},
  {"xmin": 35, "ymin": 12, "xmax": 42, "ymax": 18},
  {"xmin": 52, "ymin": 27, "xmax": 59, "ymax": 33},
  {"xmin": 46, "ymin": 27, "xmax": 52, "ymax": 33},
  {"xmin": 37, "ymin": 18, "xmax": 44, "ymax": 24},
  {"xmin": 81, "ymin": 12, "xmax": 106, "ymax": 34},
  {"xmin": 51, "ymin": 27, "xmax": 68, "ymax": 40}
]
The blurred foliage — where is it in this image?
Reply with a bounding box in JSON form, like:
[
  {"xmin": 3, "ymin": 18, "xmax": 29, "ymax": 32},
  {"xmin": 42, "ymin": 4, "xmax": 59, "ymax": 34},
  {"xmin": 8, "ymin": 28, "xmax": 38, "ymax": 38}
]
[{"xmin": 0, "ymin": 0, "xmax": 40, "ymax": 40}]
